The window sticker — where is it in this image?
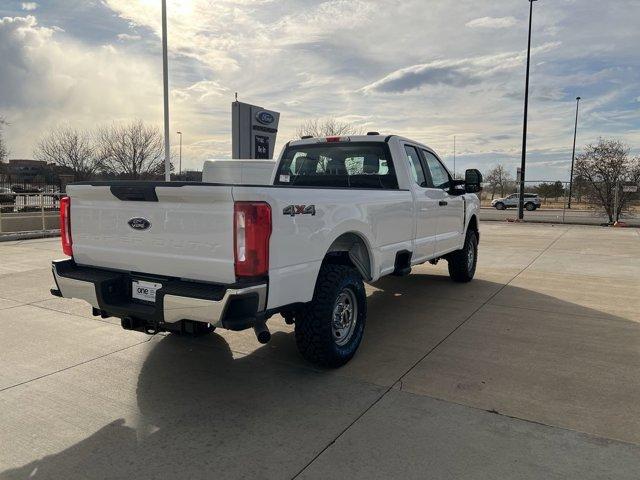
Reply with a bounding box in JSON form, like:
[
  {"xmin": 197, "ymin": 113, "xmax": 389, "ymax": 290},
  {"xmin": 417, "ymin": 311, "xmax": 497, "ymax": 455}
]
[{"xmin": 279, "ymin": 174, "xmax": 290, "ymax": 183}]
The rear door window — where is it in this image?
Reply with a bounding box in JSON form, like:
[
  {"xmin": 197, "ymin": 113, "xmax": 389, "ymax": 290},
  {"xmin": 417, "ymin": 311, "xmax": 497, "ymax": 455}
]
[{"xmin": 404, "ymin": 145, "xmax": 427, "ymax": 187}]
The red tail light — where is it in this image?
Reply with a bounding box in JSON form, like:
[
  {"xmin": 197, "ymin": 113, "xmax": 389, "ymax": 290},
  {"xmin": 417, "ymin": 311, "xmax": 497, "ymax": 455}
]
[
  {"xmin": 60, "ymin": 196, "xmax": 73, "ymax": 257},
  {"xmin": 234, "ymin": 202, "xmax": 271, "ymax": 278}
]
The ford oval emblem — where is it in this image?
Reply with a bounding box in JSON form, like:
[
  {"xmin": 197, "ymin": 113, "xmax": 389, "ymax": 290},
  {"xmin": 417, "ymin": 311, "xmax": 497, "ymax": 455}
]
[
  {"xmin": 256, "ymin": 111, "xmax": 275, "ymax": 125},
  {"xmin": 128, "ymin": 217, "xmax": 151, "ymax": 231}
]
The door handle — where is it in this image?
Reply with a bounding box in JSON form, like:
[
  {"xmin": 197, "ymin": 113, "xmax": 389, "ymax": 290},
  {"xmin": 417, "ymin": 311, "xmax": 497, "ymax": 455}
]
[{"xmin": 439, "ymin": 200, "xmax": 448, "ymax": 206}]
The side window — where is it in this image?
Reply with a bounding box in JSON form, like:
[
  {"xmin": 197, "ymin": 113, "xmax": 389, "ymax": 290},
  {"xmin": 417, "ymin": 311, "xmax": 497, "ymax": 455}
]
[
  {"xmin": 423, "ymin": 151, "xmax": 451, "ymax": 189},
  {"xmin": 404, "ymin": 145, "xmax": 426, "ymax": 186}
]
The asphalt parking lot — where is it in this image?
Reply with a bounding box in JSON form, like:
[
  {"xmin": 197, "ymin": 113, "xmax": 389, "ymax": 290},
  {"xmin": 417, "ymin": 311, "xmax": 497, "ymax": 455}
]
[{"xmin": 1, "ymin": 223, "xmax": 639, "ymax": 479}]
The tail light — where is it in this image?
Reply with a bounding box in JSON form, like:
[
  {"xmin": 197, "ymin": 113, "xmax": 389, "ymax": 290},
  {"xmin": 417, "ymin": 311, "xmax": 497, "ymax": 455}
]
[
  {"xmin": 60, "ymin": 196, "xmax": 73, "ymax": 256},
  {"xmin": 234, "ymin": 202, "xmax": 271, "ymax": 278}
]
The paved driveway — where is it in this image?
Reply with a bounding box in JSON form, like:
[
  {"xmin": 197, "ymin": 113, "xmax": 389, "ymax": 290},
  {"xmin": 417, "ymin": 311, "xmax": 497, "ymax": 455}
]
[{"xmin": 1, "ymin": 223, "xmax": 639, "ymax": 479}]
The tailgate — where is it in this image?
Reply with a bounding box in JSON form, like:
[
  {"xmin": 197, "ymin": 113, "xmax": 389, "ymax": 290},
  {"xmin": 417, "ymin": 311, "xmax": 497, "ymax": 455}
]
[{"xmin": 67, "ymin": 183, "xmax": 236, "ymax": 284}]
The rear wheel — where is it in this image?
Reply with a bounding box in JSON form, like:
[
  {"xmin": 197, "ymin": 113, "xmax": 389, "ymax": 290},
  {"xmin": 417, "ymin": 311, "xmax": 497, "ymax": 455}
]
[
  {"xmin": 525, "ymin": 202, "xmax": 536, "ymax": 211},
  {"xmin": 447, "ymin": 229, "xmax": 478, "ymax": 283},
  {"xmin": 295, "ymin": 264, "xmax": 366, "ymax": 368},
  {"xmin": 494, "ymin": 202, "xmax": 506, "ymax": 210}
]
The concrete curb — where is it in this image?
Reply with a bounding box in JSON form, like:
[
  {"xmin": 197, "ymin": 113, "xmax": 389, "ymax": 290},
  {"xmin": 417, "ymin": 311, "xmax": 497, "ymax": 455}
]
[{"xmin": 0, "ymin": 230, "xmax": 60, "ymax": 242}]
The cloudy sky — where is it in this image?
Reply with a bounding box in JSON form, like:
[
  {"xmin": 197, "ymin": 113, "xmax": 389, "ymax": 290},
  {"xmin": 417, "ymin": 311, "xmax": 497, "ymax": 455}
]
[{"xmin": 1, "ymin": 0, "xmax": 639, "ymax": 180}]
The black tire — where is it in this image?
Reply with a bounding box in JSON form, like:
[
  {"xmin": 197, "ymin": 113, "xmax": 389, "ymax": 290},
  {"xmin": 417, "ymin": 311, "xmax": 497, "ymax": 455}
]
[
  {"xmin": 295, "ymin": 264, "xmax": 366, "ymax": 368},
  {"xmin": 447, "ymin": 230, "xmax": 478, "ymax": 283},
  {"xmin": 495, "ymin": 202, "xmax": 505, "ymax": 210},
  {"xmin": 195, "ymin": 322, "xmax": 216, "ymax": 336},
  {"xmin": 525, "ymin": 202, "xmax": 536, "ymax": 211}
]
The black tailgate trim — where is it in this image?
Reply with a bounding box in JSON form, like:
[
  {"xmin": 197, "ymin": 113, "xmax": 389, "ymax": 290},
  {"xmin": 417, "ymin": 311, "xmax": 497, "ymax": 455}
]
[{"xmin": 110, "ymin": 185, "xmax": 158, "ymax": 202}]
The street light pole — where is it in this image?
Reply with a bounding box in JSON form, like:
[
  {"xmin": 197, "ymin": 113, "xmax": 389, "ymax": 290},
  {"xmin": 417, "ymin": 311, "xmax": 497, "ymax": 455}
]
[
  {"xmin": 567, "ymin": 96, "xmax": 581, "ymax": 209},
  {"xmin": 453, "ymin": 135, "xmax": 456, "ymax": 179},
  {"xmin": 162, "ymin": 0, "xmax": 171, "ymax": 182},
  {"xmin": 518, "ymin": 0, "xmax": 538, "ymax": 220},
  {"xmin": 177, "ymin": 131, "xmax": 182, "ymax": 176}
]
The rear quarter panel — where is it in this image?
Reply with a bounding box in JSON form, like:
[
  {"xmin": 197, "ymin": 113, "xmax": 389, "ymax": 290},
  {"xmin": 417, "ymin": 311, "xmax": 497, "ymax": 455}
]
[{"xmin": 231, "ymin": 186, "xmax": 414, "ymax": 309}]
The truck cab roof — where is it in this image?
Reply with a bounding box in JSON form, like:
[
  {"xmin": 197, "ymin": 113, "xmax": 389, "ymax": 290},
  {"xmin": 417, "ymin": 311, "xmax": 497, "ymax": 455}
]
[{"xmin": 288, "ymin": 134, "xmax": 436, "ymax": 154}]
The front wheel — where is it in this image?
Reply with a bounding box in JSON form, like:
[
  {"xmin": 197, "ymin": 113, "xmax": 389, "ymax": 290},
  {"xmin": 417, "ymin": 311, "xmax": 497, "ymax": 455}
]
[
  {"xmin": 295, "ymin": 264, "xmax": 366, "ymax": 368},
  {"xmin": 494, "ymin": 202, "xmax": 506, "ymax": 210},
  {"xmin": 525, "ymin": 202, "xmax": 536, "ymax": 211},
  {"xmin": 447, "ymin": 230, "xmax": 478, "ymax": 283}
]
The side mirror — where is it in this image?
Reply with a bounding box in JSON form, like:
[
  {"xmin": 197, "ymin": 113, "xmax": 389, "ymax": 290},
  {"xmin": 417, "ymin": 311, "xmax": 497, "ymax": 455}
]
[{"xmin": 465, "ymin": 169, "xmax": 483, "ymax": 193}]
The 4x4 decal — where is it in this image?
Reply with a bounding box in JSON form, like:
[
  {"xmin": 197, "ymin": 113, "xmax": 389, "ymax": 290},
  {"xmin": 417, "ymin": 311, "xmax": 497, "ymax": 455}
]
[{"xmin": 283, "ymin": 204, "xmax": 316, "ymax": 217}]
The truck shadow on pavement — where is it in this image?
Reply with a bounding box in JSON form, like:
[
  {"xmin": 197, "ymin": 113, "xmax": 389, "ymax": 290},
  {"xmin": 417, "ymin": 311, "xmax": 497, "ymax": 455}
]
[{"xmin": 2, "ymin": 274, "xmax": 639, "ymax": 479}]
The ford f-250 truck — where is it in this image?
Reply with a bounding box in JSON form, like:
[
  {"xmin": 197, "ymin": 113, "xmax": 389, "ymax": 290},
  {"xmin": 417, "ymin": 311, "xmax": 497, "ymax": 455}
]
[{"xmin": 51, "ymin": 134, "xmax": 482, "ymax": 367}]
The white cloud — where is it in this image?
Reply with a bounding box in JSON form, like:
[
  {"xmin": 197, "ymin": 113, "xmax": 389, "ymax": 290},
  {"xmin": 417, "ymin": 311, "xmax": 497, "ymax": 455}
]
[
  {"xmin": 116, "ymin": 33, "xmax": 141, "ymax": 41},
  {"xmin": 361, "ymin": 43, "xmax": 561, "ymax": 94},
  {"xmin": 0, "ymin": 16, "xmax": 162, "ymax": 157},
  {"xmin": 465, "ymin": 16, "xmax": 518, "ymax": 29},
  {"xmin": 173, "ymin": 80, "xmax": 228, "ymax": 103},
  {"xmin": 21, "ymin": 2, "xmax": 38, "ymax": 11}
]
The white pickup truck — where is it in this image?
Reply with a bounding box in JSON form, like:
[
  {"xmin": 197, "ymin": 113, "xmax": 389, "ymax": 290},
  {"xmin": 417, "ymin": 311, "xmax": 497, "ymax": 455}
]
[{"xmin": 51, "ymin": 134, "xmax": 482, "ymax": 367}]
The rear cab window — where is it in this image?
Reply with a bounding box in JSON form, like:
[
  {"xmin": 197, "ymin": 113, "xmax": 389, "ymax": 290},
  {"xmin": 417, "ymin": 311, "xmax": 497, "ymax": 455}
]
[{"xmin": 274, "ymin": 142, "xmax": 398, "ymax": 189}]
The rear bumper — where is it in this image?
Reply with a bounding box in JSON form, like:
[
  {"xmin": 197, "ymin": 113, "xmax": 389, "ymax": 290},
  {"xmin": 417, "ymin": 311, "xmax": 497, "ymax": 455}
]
[{"xmin": 51, "ymin": 259, "xmax": 267, "ymax": 331}]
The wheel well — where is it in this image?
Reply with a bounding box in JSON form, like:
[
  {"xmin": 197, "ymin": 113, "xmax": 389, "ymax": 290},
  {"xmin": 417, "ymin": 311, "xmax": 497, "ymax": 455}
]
[
  {"xmin": 467, "ymin": 215, "xmax": 479, "ymax": 239},
  {"xmin": 323, "ymin": 232, "xmax": 372, "ymax": 281}
]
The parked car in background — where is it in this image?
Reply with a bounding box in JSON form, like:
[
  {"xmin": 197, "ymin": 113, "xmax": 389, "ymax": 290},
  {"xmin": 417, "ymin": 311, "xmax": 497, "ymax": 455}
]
[
  {"xmin": 11, "ymin": 185, "xmax": 43, "ymax": 194},
  {"xmin": 0, "ymin": 187, "xmax": 16, "ymax": 206},
  {"xmin": 491, "ymin": 193, "xmax": 540, "ymax": 211}
]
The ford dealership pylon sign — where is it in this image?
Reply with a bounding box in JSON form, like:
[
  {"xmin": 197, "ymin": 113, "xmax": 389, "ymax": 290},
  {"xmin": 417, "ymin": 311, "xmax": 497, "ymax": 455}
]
[{"xmin": 232, "ymin": 101, "xmax": 280, "ymax": 159}]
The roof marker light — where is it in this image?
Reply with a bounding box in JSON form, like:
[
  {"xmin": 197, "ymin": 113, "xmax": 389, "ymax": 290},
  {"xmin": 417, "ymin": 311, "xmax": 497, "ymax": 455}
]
[{"xmin": 324, "ymin": 136, "xmax": 351, "ymax": 143}]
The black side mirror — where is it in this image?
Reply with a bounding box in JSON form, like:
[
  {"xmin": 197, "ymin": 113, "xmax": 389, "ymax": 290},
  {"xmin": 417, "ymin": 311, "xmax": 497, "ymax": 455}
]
[{"xmin": 465, "ymin": 169, "xmax": 483, "ymax": 193}]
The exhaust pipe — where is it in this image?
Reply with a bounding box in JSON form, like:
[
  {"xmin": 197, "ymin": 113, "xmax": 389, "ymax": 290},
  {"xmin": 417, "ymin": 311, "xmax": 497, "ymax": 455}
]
[{"xmin": 253, "ymin": 322, "xmax": 271, "ymax": 344}]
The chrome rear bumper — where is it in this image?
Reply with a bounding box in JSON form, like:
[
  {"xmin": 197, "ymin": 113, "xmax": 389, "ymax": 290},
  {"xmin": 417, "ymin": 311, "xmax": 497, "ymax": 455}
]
[{"xmin": 52, "ymin": 259, "xmax": 266, "ymax": 329}]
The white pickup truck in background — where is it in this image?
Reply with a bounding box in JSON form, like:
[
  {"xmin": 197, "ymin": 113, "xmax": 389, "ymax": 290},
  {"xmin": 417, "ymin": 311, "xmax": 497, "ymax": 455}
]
[{"xmin": 51, "ymin": 134, "xmax": 482, "ymax": 367}]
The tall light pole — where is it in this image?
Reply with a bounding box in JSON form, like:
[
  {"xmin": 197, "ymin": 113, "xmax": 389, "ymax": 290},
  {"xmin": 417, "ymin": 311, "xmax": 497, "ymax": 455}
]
[
  {"xmin": 177, "ymin": 131, "xmax": 183, "ymax": 176},
  {"xmin": 453, "ymin": 135, "xmax": 456, "ymax": 179},
  {"xmin": 162, "ymin": 0, "xmax": 171, "ymax": 181},
  {"xmin": 567, "ymin": 96, "xmax": 581, "ymax": 209},
  {"xmin": 518, "ymin": 0, "xmax": 538, "ymax": 220}
]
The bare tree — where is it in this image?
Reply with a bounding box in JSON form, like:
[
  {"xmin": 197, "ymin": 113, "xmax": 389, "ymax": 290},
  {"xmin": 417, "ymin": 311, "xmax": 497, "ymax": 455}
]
[
  {"xmin": 34, "ymin": 126, "xmax": 97, "ymax": 181},
  {"xmin": 0, "ymin": 116, "xmax": 8, "ymax": 163},
  {"xmin": 296, "ymin": 118, "xmax": 363, "ymax": 139},
  {"xmin": 97, "ymin": 120, "xmax": 168, "ymax": 179},
  {"xmin": 484, "ymin": 164, "xmax": 513, "ymax": 199},
  {"xmin": 575, "ymin": 138, "xmax": 640, "ymax": 222}
]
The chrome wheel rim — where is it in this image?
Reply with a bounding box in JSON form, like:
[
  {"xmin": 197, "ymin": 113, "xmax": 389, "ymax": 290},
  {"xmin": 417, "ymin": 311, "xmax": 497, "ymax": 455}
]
[
  {"xmin": 467, "ymin": 243, "xmax": 475, "ymax": 272},
  {"xmin": 332, "ymin": 288, "xmax": 357, "ymax": 346}
]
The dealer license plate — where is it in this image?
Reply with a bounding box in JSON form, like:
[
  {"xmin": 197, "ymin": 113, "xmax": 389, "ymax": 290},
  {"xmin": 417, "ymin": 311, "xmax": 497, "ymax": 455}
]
[{"xmin": 132, "ymin": 280, "xmax": 162, "ymax": 303}]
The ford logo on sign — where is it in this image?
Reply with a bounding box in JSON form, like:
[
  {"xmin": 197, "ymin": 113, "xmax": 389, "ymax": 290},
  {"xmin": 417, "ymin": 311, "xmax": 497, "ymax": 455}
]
[
  {"xmin": 255, "ymin": 111, "xmax": 275, "ymax": 125},
  {"xmin": 128, "ymin": 217, "xmax": 151, "ymax": 231}
]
